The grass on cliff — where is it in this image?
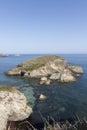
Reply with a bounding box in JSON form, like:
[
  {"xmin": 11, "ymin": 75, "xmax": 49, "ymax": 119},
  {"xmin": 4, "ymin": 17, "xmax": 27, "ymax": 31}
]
[
  {"xmin": 0, "ymin": 86, "xmax": 18, "ymax": 92},
  {"xmin": 18, "ymin": 55, "xmax": 64, "ymax": 71}
]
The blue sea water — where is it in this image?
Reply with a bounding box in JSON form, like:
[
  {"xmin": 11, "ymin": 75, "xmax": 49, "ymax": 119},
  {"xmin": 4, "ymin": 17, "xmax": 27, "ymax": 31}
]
[{"xmin": 0, "ymin": 54, "xmax": 87, "ymax": 120}]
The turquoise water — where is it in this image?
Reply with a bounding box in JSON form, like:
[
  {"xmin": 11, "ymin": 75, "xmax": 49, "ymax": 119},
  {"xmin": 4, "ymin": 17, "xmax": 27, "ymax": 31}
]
[{"xmin": 0, "ymin": 54, "xmax": 87, "ymax": 120}]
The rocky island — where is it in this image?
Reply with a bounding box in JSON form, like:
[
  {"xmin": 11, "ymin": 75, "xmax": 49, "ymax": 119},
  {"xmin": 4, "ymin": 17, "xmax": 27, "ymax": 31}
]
[
  {"xmin": 6, "ymin": 55, "xmax": 83, "ymax": 85},
  {"xmin": 0, "ymin": 54, "xmax": 9, "ymax": 57}
]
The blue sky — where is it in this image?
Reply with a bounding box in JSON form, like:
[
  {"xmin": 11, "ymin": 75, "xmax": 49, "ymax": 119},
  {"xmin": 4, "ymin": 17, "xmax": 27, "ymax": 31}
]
[{"xmin": 0, "ymin": 0, "xmax": 87, "ymax": 54}]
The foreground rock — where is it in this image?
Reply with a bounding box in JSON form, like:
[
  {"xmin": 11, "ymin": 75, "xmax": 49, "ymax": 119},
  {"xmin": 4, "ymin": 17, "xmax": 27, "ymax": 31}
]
[
  {"xmin": 6, "ymin": 55, "xmax": 83, "ymax": 85},
  {"xmin": 0, "ymin": 86, "xmax": 32, "ymax": 130}
]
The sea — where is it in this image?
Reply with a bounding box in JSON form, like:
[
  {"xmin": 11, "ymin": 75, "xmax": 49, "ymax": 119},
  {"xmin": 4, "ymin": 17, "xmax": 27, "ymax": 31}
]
[{"xmin": 0, "ymin": 54, "xmax": 87, "ymax": 121}]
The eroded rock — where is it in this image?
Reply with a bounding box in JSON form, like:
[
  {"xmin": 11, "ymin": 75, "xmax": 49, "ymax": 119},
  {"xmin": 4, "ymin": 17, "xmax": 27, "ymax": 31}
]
[
  {"xmin": 0, "ymin": 87, "xmax": 32, "ymax": 130},
  {"xmin": 68, "ymin": 65, "xmax": 84, "ymax": 74},
  {"xmin": 60, "ymin": 73, "xmax": 76, "ymax": 82},
  {"xmin": 50, "ymin": 73, "xmax": 61, "ymax": 80}
]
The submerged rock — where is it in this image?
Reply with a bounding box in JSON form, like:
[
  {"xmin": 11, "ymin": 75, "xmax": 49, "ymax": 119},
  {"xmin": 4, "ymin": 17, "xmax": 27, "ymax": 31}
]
[
  {"xmin": 0, "ymin": 86, "xmax": 32, "ymax": 130},
  {"xmin": 59, "ymin": 107, "xmax": 66, "ymax": 112},
  {"xmin": 6, "ymin": 55, "xmax": 83, "ymax": 85},
  {"xmin": 39, "ymin": 94, "xmax": 47, "ymax": 101}
]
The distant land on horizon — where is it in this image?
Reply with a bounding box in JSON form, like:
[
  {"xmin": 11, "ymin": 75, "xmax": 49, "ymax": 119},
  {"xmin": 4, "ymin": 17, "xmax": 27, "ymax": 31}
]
[{"xmin": 0, "ymin": 53, "xmax": 87, "ymax": 55}]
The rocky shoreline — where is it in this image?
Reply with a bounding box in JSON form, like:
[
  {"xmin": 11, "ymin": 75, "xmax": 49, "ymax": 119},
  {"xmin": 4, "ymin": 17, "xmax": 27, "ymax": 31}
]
[
  {"xmin": 0, "ymin": 85, "xmax": 86, "ymax": 130},
  {"xmin": 0, "ymin": 56, "xmax": 84, "ymax": 130},
  {"xmin": 6, "ymin": 55, "xmax": 83, "ymax": 85}
]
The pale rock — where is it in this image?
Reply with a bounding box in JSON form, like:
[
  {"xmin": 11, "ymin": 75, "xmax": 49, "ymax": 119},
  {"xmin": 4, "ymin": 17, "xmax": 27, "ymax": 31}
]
[
  {"xmin": 68, "ymin": 65, "xmax": 84, "ymax": 74},
  {"xmin": 30, "ymin": 69, "xmax": 48, "ymax": 78},
  {"xmin": 41, "ymin": 77, "xmax": 48, "ymax": 81},
  {"xmin": 24, "ymin": 72, "xmax": 30, "ymax": 77},
  {"xmin": 6, "ymin": 68, "xmax": 21, "ymax": 76},
  {"xmin": 40, "ymin": 80, "xmax": 45, "ymax": 85},
  {"xmin": 45, "ymin": 79, "xmax": 51, "ymax": 85},
  {"xmin": 46, "ymin": 60, "xmax": 65, "ymax": 73},
  {"xmin": 60, "ymin": 73, "xmax": 76, "ymax": 82},
  {"xmin": 39, "ymin": 94, "xmax": 47, "ymax": 101},
  {"xmin": 0, "ymin": 88, "xmax": 32, "ymax": 130},
  {"xmin": 50, "ymin": 73, "xmax": 61, "ymax": 80},
  {"xmin": 40, "ymin": 77, "xmax": 51, "ymax": 85}
]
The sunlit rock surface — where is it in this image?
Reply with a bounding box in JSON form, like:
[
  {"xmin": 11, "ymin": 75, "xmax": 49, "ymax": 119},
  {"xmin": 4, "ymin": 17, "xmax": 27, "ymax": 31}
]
[{"xmin": 0, "ymin": 87, "xmax": 32, "ymax": 130}]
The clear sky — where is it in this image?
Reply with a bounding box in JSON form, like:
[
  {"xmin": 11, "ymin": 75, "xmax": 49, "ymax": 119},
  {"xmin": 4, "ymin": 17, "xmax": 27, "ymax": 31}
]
[{"xmin": 0, "ymin": 0, "xmax": 87, "ymax": 54}]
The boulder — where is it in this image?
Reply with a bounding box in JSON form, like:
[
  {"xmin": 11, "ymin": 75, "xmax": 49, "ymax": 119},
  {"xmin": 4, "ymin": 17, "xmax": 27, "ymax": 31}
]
[
  {"xmin": 45, "ymin": 79, "xmax": 51, "ymax": 85},
  {"xmin": 40, "ymin": 80, "xmax": 45, "ymax": 85},
  {"xmin": 50, "ymin": 73, "xmax": 61, "ymax": 80},
  {"xmin": 40, "ymin": 77, "xmax": 51, "ymax": 85},
  {"xmin": 60, "ymin": 73, "xmax": 76, "ymax": 82},
  {"xmin": 0, "ymin": 87, "xmax": 32, "ymax": 130},
  {"xmin": 39, "ymin": 94, "xmax": 47, "ymax": 101},
  {"xmin": 41, "ymin": 77, "xmax": 48, "ymax": 81}
]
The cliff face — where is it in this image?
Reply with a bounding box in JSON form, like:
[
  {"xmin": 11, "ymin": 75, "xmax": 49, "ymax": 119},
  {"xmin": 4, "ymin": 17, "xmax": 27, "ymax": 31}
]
[
  {"xmin": 6, "ymin": 55, "xmax": 83, "ymax": 85},
  {"xmin": 0, "ymin": 87, "xmax": 32, "ymax": 130}
]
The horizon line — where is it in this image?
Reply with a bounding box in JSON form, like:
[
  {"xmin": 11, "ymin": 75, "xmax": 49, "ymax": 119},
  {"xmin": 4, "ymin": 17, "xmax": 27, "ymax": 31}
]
[{"xmin": 1, "ymin": 53, "xmax": 87, "ymax": 55}]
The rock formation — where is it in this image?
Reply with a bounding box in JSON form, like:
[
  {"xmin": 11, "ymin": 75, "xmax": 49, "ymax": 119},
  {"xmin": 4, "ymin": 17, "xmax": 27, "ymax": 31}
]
[
  {"xmin": 6, "ymin": 55, "xmax": 83, "ymax": 85},
  {"xmin": 0, "ymin": 86, "xmax": 32, "ymax": 130}
]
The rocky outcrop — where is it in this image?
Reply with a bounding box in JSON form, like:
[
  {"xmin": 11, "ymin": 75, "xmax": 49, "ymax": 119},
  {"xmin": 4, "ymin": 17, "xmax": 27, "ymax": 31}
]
[
  {"xmin": 6, "ymin": 55, "xmax": 83, "ymax": 85},
  {"xmin": 68, "ymin": 65, "xmax": 83, "ymax": 74},
  {"xmin": 0, "ymin": 86, "xmax": 32, "ymax": 130}
]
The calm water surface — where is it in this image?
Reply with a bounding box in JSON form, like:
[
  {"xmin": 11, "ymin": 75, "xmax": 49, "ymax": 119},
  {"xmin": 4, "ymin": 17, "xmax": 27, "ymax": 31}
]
[{"xmin": 0, "ymin": 54, "xmax": 87, "ymax": 120}]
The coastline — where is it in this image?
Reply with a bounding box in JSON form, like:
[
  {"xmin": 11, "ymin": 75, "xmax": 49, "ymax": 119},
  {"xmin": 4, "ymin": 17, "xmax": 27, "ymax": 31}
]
[{"xmin": 0, "ymin": 54, "xmax": 87, "ymax": 129}]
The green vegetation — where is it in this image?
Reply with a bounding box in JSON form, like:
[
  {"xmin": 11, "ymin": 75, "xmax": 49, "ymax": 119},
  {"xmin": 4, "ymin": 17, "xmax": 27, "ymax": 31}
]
[
  {"xmin": 18, "ymin": 55, "xmax": 64, "ymax": 71},
  {"xmin": 23, "ymin": 63, "xmax": 45, "ymax": 71},
  {"xmin": 0, "ymin": 86, "xmax": 17, "ymax": 92}
]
